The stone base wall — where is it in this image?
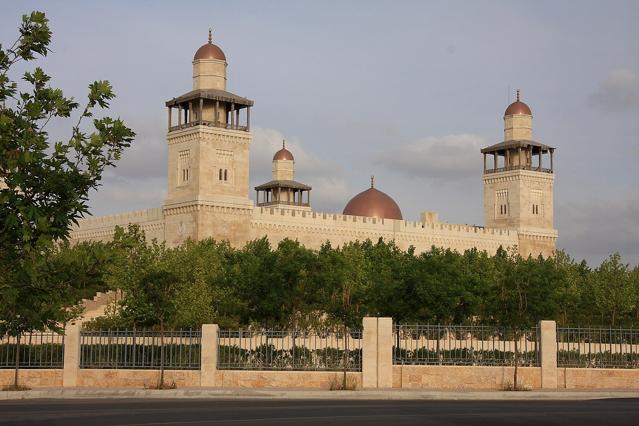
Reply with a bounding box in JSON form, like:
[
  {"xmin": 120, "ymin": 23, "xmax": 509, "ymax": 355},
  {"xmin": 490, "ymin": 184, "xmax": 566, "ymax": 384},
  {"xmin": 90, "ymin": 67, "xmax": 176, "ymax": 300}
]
[
  {"xmin": 0, "ymin": 369, "xmax": 63, "ymax": 388},
  {"xmin": 76, "ymin": 369, "xmax": 200, "ymax": 388},
  {"xmin": 558, "ymin": 368, "xmax": 639, "ymax": 389},
  {"xmin": 214, "ymin": 370, "xmax": 362, "ymax": 389},
  {"xmin": 392, "ymin": 365, "xmax": 542, "ymax": 390}
]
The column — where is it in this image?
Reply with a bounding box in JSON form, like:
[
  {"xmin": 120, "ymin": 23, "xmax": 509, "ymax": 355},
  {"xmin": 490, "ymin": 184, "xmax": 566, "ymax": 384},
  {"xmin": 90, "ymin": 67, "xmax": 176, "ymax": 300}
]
[
  {"xmin": 214, "ymin": 100, "xmax": 219, "ymax": 125},
  {"xmin": 377, "ymin": 317, "xmax": 393, "ymax": 388},
  {"xmin": 62, "ymin": 322, "xmax": 81, "ymax": 387},
  {"xmin": 230, "ymin": 103, "xmax": 235, "ymax": 129},
  {"xmin": 362, "ymin": 317, "xmax": 378, "ymax": 389},
  {"xmin": 167, "ymin": 107, "xmax": 172, "ymax": 130},
  {"xmin": 200, "ymin": 324, "xmax": 219, "ymax": 387},
  {"xmin": 235, "ymin": 109, "xmax": 240, "ymax": 128},
  {"xmin": 246, "ymin": 107, "xmax": 251, "ymax": 130},
  {"xmin": 199, "ymin": 98, "xmax": 204, "ymax": 124},
  {"xmin": 550, "ymin": 149, "xmax": 554, "ymax": 172},
  {"xmin": 188, "ymin": 101, "xmax": 193, "ymax": 123},
  {"xmin": 483, "ymin": 153, "xmax": 487, "ymax": 173},
  {"xmin": 493, "ymin": 152, "xmax": 497, "ymax": 170},
  {"xmin": 539, "ymin": 320, "xmax": 557, "ymax": 389},
  {"xmin": 178, "ymin": 106, "xmax": 182, "ymax": 126}
]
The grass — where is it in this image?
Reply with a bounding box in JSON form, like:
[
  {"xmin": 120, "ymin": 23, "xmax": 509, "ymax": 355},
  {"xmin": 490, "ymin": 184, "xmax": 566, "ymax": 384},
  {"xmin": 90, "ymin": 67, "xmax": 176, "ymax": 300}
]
[{"xmin": 329, "ymin": 375, "xmax": 358, "ymax": 391}]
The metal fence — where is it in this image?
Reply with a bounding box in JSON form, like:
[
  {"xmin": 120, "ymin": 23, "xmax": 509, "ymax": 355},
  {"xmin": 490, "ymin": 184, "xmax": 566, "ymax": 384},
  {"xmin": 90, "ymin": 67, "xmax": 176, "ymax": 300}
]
[
  {"xmin": 80, "ymin": 329, "xmax": 201, "ymax": 370},
  {"xmin": 0, "ymin": 332, "xmax": 65, "ymax": 369},
  {"xmin": 218, "ymin": 329, "xmax": 362, "ymax": 371},
  {"xmin": 557, "ymin": 327, "xmax": 639, "ymax": 368},
  {"xmin": 393, "ymin": 324, "xmax": 539, "ymax": 366}
]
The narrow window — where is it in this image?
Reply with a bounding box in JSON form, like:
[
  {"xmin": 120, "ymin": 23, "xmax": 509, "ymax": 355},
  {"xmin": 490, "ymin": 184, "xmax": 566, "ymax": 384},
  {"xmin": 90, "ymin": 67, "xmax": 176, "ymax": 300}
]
[
  {"xmin": 219, "ymin": 169, "xmax": 223, "ymax": 181},
  {"xmin": 224, "ymin": 169, "xmax": 228, "ymax": 181}
]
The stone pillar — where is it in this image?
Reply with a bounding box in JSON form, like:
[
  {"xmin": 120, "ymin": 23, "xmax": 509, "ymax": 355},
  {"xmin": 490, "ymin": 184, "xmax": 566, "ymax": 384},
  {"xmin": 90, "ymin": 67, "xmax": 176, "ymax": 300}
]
[
  {"xmin": 62, "ymin": 323, "xmax": 81, "ymax": 387},
  {"xmin": 539, "ymin": 320, "xmax": 557, "ymax": 389},
  {"xmin": 362, "ymin": 317, "xmax": 393, "ymax": 389},
  {"xmin": 246, "ymin": 107, "xmax": 251, "ymax": 130},
  {"xmin": 200, "ymin": 324, "xmax": 219, "ymax": 387},
  {"xmin": 377, "ymin": 317, "xmax": 393, "ymax": 388},
  {"xmin": 362, "ymin": 317, "xmax": 378, "ymax": 389}
]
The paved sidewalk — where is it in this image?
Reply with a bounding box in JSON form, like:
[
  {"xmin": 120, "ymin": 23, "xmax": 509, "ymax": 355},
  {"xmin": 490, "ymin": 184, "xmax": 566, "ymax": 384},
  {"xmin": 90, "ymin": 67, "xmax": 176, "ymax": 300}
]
[{"xmin": 2, "ymin": 387, "xmax": 639, "ymax": 401}]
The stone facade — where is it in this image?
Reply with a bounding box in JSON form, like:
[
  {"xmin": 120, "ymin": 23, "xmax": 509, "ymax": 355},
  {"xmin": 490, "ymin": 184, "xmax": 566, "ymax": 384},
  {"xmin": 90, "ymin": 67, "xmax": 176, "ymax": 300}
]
[{"xmin": 69, "ymin": 37, "xmax": 557, "ymax": 258}]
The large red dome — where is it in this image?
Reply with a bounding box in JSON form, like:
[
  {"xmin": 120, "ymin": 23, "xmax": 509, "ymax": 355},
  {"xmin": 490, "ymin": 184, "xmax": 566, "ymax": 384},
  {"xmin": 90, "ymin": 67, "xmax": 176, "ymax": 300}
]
[{"xmin": 343, "ymin": 185, "xmax": 402, "ymax": 220}]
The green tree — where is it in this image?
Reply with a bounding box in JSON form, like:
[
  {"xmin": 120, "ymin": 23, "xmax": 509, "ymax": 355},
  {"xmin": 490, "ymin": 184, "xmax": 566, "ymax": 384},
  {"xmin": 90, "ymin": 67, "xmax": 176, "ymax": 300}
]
[
  {"xmin": 0, "ymin": 11, "xmax": 134, "ymax": 389},
  {"xmin": 590, "ymin": 253, "xmax": 634, "ymax": 326}
]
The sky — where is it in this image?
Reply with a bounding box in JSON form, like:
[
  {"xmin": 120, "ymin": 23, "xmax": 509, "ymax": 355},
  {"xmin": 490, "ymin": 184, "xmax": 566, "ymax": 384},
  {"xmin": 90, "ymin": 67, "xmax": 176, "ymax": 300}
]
[{"xmin": 2, "ymin": 0, "xmax": 639, "ymax": 266}]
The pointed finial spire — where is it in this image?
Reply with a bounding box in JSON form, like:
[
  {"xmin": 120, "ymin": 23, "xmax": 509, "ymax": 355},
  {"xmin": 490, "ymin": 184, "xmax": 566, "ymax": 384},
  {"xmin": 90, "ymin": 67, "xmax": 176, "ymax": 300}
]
[
  {"xmin": 516, "ymin": 89, "xmax": 520, "ymax": 102},
  {"xmin": 208, "ymin": 28, "xmax": 212, "ymax": 44},
  {"xmin": 282, "ymin": 139, "xmax": 286, "ymax": 149},
  {"xmin": 370, "ymin": 175, "xmax": 375, "ymax": 188}
]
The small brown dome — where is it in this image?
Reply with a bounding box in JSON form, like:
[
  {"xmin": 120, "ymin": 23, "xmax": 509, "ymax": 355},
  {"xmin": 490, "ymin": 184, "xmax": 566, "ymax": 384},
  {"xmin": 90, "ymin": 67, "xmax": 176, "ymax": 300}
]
[
  {"xmin": 343, "ymin": 180, "xmax": 403, "ymax": 220},
  {"xmin": 273, "ymin": 141, "xmax": 294, "ymax": 161},
  {"xmin": 504, "ymin": 90, "xmax": 532, "ymax": 116},
  {"xmin": 194, "ymin": 30, "xmax": 226, "ymax": 61}
]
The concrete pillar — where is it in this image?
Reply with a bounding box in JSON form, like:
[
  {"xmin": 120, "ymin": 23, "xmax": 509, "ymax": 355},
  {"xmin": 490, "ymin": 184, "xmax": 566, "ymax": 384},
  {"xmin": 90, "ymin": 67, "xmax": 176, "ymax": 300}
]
[
  {"xmin": 200, "ymin": 324, "xmax": 219, "ymax": 387},
  {"xmin": 539, "ymin": 320, "xmax": 557, "ymax": 389},
  {"xmin": 246, "ymin": 106, "xmax": 251, "ymax": 130},
  {"xmin": 167, "ymin": 107, "xmax": 172, "ymax": 130},
  {"xmin": 62, "ymin": 323, "xmax": 81, "ymax": 387},
  {"xmin": 362, "ymin": 317, "xmax": 378, "ymax": 389}
]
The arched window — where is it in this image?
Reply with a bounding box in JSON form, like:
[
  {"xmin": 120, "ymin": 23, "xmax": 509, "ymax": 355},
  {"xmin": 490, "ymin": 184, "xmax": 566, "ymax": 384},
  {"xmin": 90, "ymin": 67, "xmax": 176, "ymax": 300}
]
[
  {"xmin": 219, "ymin": 169, "xmax": 223, "ymax": 181},
  {"xmin": 224, "ymin": 169, "xmax": 228, "ymax": 181}
]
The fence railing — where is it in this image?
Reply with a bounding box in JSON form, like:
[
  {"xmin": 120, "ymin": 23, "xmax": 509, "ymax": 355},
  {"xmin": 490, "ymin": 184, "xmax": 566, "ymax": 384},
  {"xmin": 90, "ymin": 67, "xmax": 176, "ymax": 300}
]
[
  {"xmin": 557, "ymin": 327, "xmax": 639, "ymax": 368},
  {"xmin": 0, "ymin": 332, "xmax": 65, "ymax": 369},
  {"xmin": 218, "ymin": 329, "xmax": 363, "ymax": 371},
  {"xmin": 393, "ymin": 325, "xmax": 539, "ymax": 366},
  {"xmin": 80, "ymin": 329, "xmax": 201, "ymax": 370}
]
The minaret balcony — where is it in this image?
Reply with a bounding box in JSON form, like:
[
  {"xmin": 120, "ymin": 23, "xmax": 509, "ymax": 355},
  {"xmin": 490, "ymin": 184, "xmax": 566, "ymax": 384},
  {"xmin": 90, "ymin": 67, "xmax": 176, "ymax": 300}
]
[{"xmin": 168, "ymin": 119, "xmax": 249, "ymax": 133}]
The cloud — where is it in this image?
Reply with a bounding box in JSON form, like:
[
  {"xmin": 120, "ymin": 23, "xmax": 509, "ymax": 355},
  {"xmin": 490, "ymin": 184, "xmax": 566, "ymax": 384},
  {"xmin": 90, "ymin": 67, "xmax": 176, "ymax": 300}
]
[
  {"xmin": 372, "ymin": 134, "xmax": 485, "ymax": 180},
  {"xmin": 589, "ymin": 68, "xmax": 639, "ymax": 111},
  {"xmin": 557, "ymin": 197, "xmax": 639, "ymax": 266}
]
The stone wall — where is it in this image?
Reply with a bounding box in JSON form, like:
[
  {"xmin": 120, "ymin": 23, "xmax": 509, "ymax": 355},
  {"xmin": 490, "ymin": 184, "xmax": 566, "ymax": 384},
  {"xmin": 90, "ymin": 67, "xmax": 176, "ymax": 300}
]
[
  {"xmin": 76, "ymin": 369, "xmax": 200, "ymax": 388},
  {"xmin": 214, "ymin": 370, "xmax": 361, "ymax": 389},
  {"xmin": 558, "ymin": 368, "xmax": 639, "ymax": 390},
  {"xmin": 392, "ymin": 365, "xmax": 542, "ymax": 390},
  {"xmin": 0, "ymin": 369, "xmax": 63, "ymax": 388}
]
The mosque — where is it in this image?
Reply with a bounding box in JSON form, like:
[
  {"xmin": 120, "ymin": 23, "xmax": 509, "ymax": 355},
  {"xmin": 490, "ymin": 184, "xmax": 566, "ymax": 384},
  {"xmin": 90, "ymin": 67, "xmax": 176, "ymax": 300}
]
[{"xmin": 70, "ymin": 32, "xmax": 558, "ymax": 257}]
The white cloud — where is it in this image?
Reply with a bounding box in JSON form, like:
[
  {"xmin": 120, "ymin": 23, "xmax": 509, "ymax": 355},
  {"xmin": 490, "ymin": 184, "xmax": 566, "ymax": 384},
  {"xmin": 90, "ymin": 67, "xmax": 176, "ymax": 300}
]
[
  {"xmin": 372, "ymin": 134, "xmax": 485, "ymax": 180},
  {"xmin": 589, "ymin": 68, "xmax": 639, "ymax": 111}
]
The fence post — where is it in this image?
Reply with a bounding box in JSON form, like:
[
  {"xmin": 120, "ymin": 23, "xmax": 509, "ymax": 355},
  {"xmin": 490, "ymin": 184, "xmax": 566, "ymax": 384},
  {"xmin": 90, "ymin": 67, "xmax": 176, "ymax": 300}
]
[
  {"xmin": 62, "ymin": 322, "xmax": 81, "ymax": 387},
  {"xmin": 539, "ymin": 320, "xmax": 557, "ymax": 389},
  {"xmin": 362, "ymin": 317, "xmax": 378, "ymax": 388},
  {"xmin": 377, "ymin": 317, "xmax": 393, "ymax": 388},
  {"xmin": 200, "ymin": 324, "xmax": 218, "ymax": 387}
]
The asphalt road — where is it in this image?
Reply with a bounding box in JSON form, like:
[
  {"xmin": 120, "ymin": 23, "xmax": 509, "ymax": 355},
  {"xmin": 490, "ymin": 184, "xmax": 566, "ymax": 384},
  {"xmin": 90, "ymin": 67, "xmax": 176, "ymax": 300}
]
[{"xmin": 1, "ymin": 398, "xmax": 638, "ymax": 425}]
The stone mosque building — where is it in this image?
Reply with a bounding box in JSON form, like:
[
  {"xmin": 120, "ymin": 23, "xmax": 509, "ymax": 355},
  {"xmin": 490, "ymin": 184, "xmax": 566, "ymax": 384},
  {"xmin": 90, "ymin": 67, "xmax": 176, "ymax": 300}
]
[{"xmin": 69, "ymin": 33, "xmax": 558, "ymax": 257}]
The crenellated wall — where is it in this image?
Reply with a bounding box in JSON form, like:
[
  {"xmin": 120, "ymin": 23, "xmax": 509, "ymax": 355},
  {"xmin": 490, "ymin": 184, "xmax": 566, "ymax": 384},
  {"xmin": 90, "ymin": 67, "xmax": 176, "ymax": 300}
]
[
  {"xmin": 70, "ymin": 207, "xmax": 165, "ymax": 243},
  {"xmin": 250, "ymin": 206, "xmax": 519, "ymax": 254}
]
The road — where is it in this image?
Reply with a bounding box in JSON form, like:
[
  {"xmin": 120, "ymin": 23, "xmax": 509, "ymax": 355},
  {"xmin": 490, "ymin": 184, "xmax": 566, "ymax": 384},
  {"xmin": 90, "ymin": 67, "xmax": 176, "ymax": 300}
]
[{"xmin": 1, "ymin": 398, "xmax": 638, "ymax": 425}]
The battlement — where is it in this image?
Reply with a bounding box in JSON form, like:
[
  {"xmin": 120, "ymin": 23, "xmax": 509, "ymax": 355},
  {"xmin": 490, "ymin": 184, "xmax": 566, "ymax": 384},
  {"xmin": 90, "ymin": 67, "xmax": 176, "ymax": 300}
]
[{"xmin": 74, "ymin": 207, "xmax": 164, "ymax": 229}]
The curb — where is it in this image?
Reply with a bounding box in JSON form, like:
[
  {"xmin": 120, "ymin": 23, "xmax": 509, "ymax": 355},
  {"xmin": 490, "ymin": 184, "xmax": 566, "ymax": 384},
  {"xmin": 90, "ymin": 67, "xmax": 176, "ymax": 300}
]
[{"xmin": 3, "ymin": 388, "xmax": 639, "ymax": 401}]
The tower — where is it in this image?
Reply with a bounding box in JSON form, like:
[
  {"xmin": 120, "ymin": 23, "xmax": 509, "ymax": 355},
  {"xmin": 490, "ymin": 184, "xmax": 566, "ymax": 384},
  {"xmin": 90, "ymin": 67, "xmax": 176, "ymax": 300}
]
[
  {"xmin": 481, "ymin": 91, "xmax": 557, "ymax": 257},
  {"xmin": 254, "ymin": 141, "xmax": 312, "ymax": 210},
  {"xmin": 163, "ymin": 31, "xmax": 254, "ymax": 246}
]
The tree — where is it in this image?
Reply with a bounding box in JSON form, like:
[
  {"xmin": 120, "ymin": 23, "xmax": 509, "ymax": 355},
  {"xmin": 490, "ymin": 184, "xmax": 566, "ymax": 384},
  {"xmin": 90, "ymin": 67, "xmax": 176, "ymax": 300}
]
[
  {"xmin": 488, "ymin": 250, "xmax": 561, "ymax": 389},
  {"xmin": 0, "ymin": 11, "xmax": 134, "ymax": 389},
  {"xmin": 589, "ymin": 253, "xmax": 634, "ymax": 326}
]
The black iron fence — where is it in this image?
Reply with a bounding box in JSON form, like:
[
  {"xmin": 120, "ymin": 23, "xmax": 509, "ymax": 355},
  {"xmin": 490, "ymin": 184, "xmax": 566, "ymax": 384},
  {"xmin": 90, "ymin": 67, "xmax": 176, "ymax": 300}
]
[
  {"xmin": 80, "ymin": 329, "xmax": 201, "ymax": 370},
  {"xmin": 557, "ymin": 327, "xmax": 639, "ymax": 368},
  {"xmin": 0, "ymin": 332, "xmax": 65, "ymax": 369},
  {"xmin": 393, "ymin": 324, "xmax": 539, "ymax": 367},
  {"xmin": 218, "ymin": 329, "xmax": 362, "ymax": 371}
]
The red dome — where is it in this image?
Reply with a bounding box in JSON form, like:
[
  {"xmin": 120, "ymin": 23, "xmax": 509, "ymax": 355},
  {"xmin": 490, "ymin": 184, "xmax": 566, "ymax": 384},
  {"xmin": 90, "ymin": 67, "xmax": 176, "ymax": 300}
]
[
  {"xmin": 194, "ymin": 30, "xmax": 226, "ymax": 61},
  {"xmin": 273, "ymin": 148, "xmax": 294, "ymax": 161},
  {"xmin": 504, "ymin": 101, "xmax": 532, "ymax": 116},
  {"xmin": 343, "ymin": 184, "xmax": 402, "ymax": 220}
]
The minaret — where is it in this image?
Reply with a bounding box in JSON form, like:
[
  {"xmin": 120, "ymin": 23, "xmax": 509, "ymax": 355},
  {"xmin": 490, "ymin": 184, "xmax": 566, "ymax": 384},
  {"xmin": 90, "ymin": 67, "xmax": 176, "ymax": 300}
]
[
  {"xmin": 255, "ymin": 141, "xmax": 312, "ymax": 211},
  {"xmin": 481, "ymin": 91, "xmax": 557, "ymax": 257},
  {"xmin": 163, "ymin": 31, "xmax": 254, "ymax": 246}
]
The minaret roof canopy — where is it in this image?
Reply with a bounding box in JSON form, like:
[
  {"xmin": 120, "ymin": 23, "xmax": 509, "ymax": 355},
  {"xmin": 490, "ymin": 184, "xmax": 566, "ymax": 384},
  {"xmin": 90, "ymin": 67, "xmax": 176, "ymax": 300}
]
[
  {"xmin": 166, "ymin": 88, "xmax": 254, "ymax": 108},
  {"xmin": 481, "ymin": 140, "xmax": 555, "ymax": 154},
  {"xmin": 255, "ymin": 180, "xmax": 311, "ymax": 191}
]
